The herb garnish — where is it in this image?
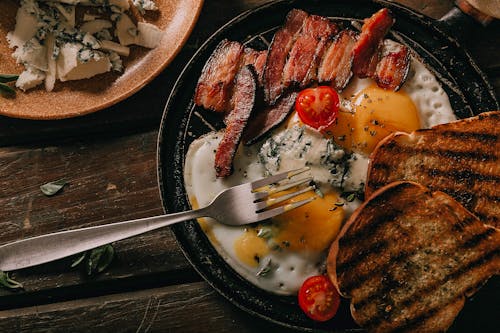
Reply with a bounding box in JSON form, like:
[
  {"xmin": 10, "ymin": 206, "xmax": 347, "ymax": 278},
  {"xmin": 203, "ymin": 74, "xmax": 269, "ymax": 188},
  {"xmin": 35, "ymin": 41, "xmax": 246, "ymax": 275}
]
[
  {"xmin": 71, "ymin": 244, "xmax": 115, "ymax": 275},
  {"xmin": 256, "ymin": 258, "xmax": 274, "ymax": 278},
  {"xmin": 40, "ymin": 179, "xmax": 68, "ymax": 196},
  {"xmin": 0, "ymin": 270, "xmax": 23, "ymax": 290},
  {"xmin": 346, "ymin": 192, "xmax": 356, "ymax": 202},
  {"xmin": 0, "ymin": 74, "xmax": 19, "ymax": 83},
  {"xmin": 0, "ymin": 74, "xmax": 18, "ymax": 96},
  {"xmin": 257, "ymin": 226, "xmax": 274, "ymax": 239}
]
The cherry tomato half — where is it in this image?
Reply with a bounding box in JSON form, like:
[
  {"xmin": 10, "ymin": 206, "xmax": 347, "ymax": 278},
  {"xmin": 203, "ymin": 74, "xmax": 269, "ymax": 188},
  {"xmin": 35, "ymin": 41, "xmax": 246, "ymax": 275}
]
[
  {"xmin": 295, "ymin": 86, "xmax": 340, "ymax": 130},
  {"xmin": 298, "ymin": 275, "xmax": 340, "ymax": 322}
]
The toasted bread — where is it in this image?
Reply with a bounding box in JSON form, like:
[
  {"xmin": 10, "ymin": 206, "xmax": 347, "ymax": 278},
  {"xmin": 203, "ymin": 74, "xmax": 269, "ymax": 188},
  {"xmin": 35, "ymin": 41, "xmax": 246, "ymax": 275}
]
[
  {"xmin": 366, "ymin": 111, "xmax": 500, "ymax": 228},
  {"xmin": 327, "ymin": 181, "xmax": 500, "ymax": 332}
]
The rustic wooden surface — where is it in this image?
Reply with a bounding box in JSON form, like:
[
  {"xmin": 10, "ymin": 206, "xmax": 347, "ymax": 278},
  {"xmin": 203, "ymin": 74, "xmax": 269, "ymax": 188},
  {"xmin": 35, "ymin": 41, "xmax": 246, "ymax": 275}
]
[{"xmin": 0, "ymin": 0, "xmax": 498, "ymax": 332}]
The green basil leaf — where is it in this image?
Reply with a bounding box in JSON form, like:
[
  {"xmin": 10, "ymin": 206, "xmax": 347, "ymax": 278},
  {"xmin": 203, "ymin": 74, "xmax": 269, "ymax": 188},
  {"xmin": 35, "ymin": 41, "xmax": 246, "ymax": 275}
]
[
  {"xmin": 70, "ymin": 252, "xmax": 86, "ymax": 268},
  {"xmin": 0, "ymin": 74, "xmax": 19, "ymax": 83},
  {"xmin": 40, "ymin": 179, "xmax": 67, "ymax": 196},
  {"xmin": 0, "ymin": 83, "xmax": 16, "ymax": 95},
  {"xmin": 0, "ymin": 270, "xmax": 23, "ymax": 290},
  {"xmin": 87, "ymin": 247, "xmax": 102, "ymax": 275},
  {"xmin": 86, "ymin": 245, "xmax": 115, "ymax": 275},
  {"xmin": 96, "ymin": 245, "xmax": 114, "ymax": 273}
]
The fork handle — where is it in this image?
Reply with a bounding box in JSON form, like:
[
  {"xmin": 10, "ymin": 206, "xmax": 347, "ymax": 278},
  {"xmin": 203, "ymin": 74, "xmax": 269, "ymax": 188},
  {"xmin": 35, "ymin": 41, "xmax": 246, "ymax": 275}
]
[{"xmin": 0, "ymin": 207, "xmax": 210, "ymax": 272}]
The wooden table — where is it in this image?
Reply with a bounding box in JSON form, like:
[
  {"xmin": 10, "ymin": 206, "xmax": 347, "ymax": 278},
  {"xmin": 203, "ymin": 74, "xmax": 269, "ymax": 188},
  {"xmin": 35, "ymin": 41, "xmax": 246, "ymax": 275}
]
[{"xmin": 0, "ymin": 1, "xmax": 498, "ymax": 332}]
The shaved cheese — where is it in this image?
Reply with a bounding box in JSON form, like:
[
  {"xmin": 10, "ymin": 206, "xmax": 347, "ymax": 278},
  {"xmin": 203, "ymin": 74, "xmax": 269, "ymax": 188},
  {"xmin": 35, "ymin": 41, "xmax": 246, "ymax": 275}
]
[
  {"xmin": 45, "ymin": 34, "xmax": 57, "ymax": 91},
  {"xmin": 16, "ymin": 66, "xmax": 46, "ymax": 91},
  {"xmin": 51, "ymin": 3, "xmax": 76, "ymax": 27},
  {"xmin": 115, "ymin": 13, "xmax": 138, "ymax": 46},
  {"xmin": 57, "ymin": 44, "xmax": 111, "ymax": 81},
  {"xmin": 80, "ymin": 19, "xmax": 113, "ymax": 34},
  {"xmin": 6, "ymin": 5, "xmax": 38, "ymax": 49},
  {"xmin": 136, "ymin": 22, "xmax": 162, "ymax": 48},
  {"xmin": 39, "ymin": 0, "xmax": 130, "ymax": 10},
  {"xmin": 12, "ymin": 38, "xmax": 48, "ymax": 71},
  {"xmin": 100, "ymin": 40, "xmax": 130, "ymax": 57},
  {"xmin": 7, "ymin": 0, "xmax": 160, "ymax": 91}
]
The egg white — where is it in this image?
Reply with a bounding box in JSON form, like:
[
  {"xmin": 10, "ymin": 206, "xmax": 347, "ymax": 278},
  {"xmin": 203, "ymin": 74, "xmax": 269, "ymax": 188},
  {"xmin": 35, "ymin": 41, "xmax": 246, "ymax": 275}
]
[{"xmin": 184, "ymin": 40, "xmax": 456, "ymax": 295}]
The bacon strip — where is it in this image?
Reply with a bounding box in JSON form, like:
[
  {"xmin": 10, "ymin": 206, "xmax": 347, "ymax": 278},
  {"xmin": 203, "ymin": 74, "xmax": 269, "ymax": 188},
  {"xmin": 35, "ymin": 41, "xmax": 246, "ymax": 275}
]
[
  {"xmin": 242, "ymin": 48, "xmax": 267, "ymax": 86},
  {"xmin": 194, "ymin": 39, "xmax": 243, "ymax": 112},
  {"xmin": 318, "ymin": 29, "xmax": 357, "ymax": 91},
  {"xmin": 242, "ymin": 92, "xmax": 298, "ymax": 145},
  {"xmin": 263, "ymin": 9, "xmax": 308, "ymax": 105},
  {"xmin": 214, "ymin": 65, "xmax": 257, "ymax": 177},
  {"xmin": 352, "ymin": 8, "xmax": 394, "ymax": 78},
  {"xmin": 282, "ymin": 15, "xmax": 338, "ymax": 90},
  {"xmin": 375, "ymin": 45, "xmax": 411, "ymax": 91}
]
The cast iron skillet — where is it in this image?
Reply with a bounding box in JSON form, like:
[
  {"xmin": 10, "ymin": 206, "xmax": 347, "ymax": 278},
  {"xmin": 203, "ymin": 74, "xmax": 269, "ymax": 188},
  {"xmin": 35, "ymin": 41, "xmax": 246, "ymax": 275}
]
[{"xmin": 157, "ymin": 0, "xmax": 498, "ymax": 331}]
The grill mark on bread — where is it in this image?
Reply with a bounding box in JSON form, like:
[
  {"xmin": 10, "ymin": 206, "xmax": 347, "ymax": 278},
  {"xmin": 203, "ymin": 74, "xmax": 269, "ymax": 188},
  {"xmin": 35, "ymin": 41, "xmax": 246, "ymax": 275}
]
[
  {"xmin": 367, "ymin": 182, "xmax": 499, "ymax": 207},
  {"xmin": 452, "ymin": 216, "xmax": 477, "ymax": 231},
  {"xmin": 350, "ymin": 232, "xmax": 498, "ymax": 314},
  {"xmin": 330, "ymin": 181, "xmax": 500, "ymax": 332},
  {"xmin": 337, "ymin": 210, "xmax": 401, "ymax": 249},
  {"xmin": 461, "ymin": 228, "xmax": 496, "ymax": 248},
  {"xmin": 374, "ymin": 144, "xmax": 497, "ymax": 163},
  {"xmin": 438, "ymin": 130, "xmax": 498, "ymax": 142},
  {"xmin": 336, "ymin": 240, "xmax": 389, "ymax": 274},
  {"xmin": 338, "ymin": 226, "xmax": 494, "ymax": 292},
  {"xmin": 366, "ymin": 112, "xmax": 500, "ymax": 228},
  {"xmin": 360, "ymin": 248, "xmax": 498, "ymax": 329},
  {"xmin": 341, "ymin": 250, "xmax": 417, "ymax": 292},
  {"xmin": 425, "ymin": 168, "xmax": 500, "ymax": 183}
]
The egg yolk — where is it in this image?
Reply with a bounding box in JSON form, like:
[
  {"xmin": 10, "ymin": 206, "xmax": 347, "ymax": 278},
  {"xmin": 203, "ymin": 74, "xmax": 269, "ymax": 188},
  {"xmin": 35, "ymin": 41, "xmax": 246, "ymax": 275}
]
[
  {"xmin": 234, "ymin": 229, "xmax": 270, "ymax": 267},
  {"xmin": 272, "ymin": 191, "xmax": 344, "ymax": 253},
  {"xmin": 324, "ymin": 85, "xmax": 421, "ymax": 154}
]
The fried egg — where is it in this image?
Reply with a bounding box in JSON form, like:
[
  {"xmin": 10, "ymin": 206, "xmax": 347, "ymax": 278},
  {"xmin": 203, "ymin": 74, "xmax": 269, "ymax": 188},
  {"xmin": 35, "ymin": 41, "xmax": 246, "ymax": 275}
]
[{"xmin": 184, "ymin": 40, "xmax": 456, "ymax": 295}]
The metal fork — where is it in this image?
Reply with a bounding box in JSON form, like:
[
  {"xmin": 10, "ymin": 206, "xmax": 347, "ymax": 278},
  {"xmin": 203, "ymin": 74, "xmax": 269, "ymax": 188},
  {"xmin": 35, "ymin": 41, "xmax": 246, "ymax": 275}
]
[{"xmin": 0, "ymin": 168, "xmax": 316, "ymax": 272}]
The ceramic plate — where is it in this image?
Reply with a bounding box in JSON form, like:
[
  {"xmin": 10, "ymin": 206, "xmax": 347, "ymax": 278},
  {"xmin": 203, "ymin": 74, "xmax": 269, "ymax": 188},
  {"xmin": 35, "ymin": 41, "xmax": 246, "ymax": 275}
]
[
  {"xmin": 158, "ymin": 0, "xmax": 498, "ymax": 331},
  {"xmin": 0, "ymin": 0, "xmax": 203, "ymax": 119}
]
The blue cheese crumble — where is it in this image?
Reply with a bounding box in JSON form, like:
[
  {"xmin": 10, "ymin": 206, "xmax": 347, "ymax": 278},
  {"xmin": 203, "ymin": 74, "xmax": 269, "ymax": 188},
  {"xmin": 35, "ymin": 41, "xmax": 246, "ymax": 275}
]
[
  {"xmin": 7, "ymin": 0, "xmax": 161, "ymax": 92},
  {"xmin": 259, "ymin": 125, "xmax": 368, "ymax": 192}
]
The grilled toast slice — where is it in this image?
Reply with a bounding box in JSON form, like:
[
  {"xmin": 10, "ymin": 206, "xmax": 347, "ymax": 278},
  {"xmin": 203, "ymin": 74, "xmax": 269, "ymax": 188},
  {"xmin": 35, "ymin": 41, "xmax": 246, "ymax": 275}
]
[
  {"xmin": 327, "ymin": 181, "xmax": 500, "ymax": 333},
  {"xmin": 366, "ymin": 111, "xmax": 500, "ymax": 228}
]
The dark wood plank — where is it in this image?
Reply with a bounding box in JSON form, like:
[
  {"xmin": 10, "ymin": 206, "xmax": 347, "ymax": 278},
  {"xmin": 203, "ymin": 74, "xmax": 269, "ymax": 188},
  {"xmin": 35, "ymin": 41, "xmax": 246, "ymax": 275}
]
[
  {"xmin": 0, "ymin": 130, "xmax": 195, "ymax": 304},
  {"xmin": 0, "ymin": 282, "xmax": 297, "ymax": 333}
]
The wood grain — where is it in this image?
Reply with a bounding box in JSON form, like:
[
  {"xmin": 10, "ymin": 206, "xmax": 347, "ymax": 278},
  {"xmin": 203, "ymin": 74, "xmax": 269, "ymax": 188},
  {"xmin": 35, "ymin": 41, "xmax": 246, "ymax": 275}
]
[
  {"xmin": 0, "ymin": 282, "xmax": 297, "ymax": 333},
  {"xmin": 0, "ymin": 131, "xmax": 194, "ymax": 305},
  {"xmin": 0, "ymin": 0, "xmax": 498, "ymax": 332}
]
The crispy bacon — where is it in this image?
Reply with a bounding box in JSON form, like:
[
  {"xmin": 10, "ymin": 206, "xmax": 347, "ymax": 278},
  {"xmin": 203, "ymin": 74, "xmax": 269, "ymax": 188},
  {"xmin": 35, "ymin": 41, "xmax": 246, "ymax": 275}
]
[
  {"xmin": 242, "ymin": 48, "xmax": 268, "ymax": 86},
  {"xmin": 263, "ymin": 9, "xmax": 308, "ymax": 105},
  {"xmin": 352, "ymin": 8, "xmax": 394, "ymax": 78},
  {"xmin": 375, "ymin": 44, "xmax": 411, "ymax": 91},
  {"xmin": 214, "ymin": 65, "xmax": 257, "ymax": 177},
  {"xmin": 282, "ymin": 15, "xmax": 338, "ymax": 90},
  {"xmin": 318, "ymin": 29, "xmax": 357, "ymax": 91},
  {"xmin": 194, "ymin": 39, "xmax": 243, "ymax": 112},
  {"xmin": 242, "ymin": 92, "xmax": 298, "ymax": 145}
]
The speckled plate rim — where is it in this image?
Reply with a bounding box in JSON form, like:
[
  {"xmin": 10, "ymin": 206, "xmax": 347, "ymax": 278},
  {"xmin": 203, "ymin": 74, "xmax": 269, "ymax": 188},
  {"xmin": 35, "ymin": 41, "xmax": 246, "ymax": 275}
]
[
  {"xmin": 0, "ymin": 0, "xmax": 204, "ymax": 120},
  {"xmin": 157, "ymin": 0, "xmax": 498, "ymax": 331}
]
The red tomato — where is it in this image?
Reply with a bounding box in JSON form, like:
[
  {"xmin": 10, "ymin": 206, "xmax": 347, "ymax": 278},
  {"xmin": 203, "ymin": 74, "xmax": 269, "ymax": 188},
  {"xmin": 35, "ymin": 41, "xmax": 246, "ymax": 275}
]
[
  {"xmin": 295, "ymin": 86, "xmax": 340, "ymax": 130},
  {"xmin": 298, "ymin": 275, "xmax": 340, "ymax": 322}
]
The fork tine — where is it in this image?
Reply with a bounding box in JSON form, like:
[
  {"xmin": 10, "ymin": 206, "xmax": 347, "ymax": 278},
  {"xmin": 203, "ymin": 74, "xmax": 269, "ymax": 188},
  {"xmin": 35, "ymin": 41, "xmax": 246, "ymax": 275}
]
[
  {"xmin": 256, "ymin": 197, "xmax": 316, "ymax": 221},
  {"xmin": 261, "ymin": 176, "xmax": 313, "ymax": 195},
  {"xmin": 251, "ymin": 167, "xmax": 310, "ymax": 190},
  {"xmin": 263, "ymin": 185, "xmax": 315, "ymax": 207}
]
